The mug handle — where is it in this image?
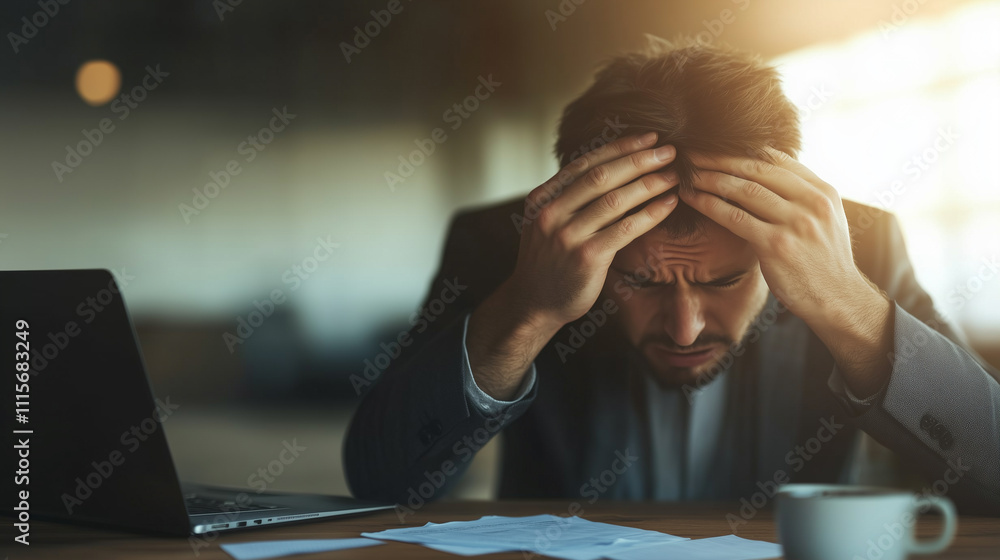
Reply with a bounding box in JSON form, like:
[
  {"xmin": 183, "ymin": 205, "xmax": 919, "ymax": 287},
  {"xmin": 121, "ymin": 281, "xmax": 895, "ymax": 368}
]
[{"xmin": 907, "ymin": 495, "xmax": 957, "ymax": 555}]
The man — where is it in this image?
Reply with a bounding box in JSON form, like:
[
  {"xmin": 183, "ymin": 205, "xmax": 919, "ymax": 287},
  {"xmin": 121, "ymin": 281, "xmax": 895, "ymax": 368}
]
[{"xmin": 344, "ymin": 39, "xmax": 1000, "ymax": 514}]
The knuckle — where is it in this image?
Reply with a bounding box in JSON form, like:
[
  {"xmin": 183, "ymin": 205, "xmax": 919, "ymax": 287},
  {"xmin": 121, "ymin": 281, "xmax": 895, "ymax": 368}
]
[
  {"xmin": 586, "ymin": 165, "xmax": 609, "ymax": 187},
  {"xmin": 617, "ymin": 216, "xmax": 637, "ymax": 237},
  {"xmin": 628, "ymin": 151, "xmax": 647, "ymax": 169},
  {"xmin": 737, "ymin": 178, "xmax": 761, "ymax": 198},
  {"xmin": 576, "ymin": 242, "xmax": 600, "ymax": 266},
  {"xmin": 818, "ymin": 180, "xmax": 840, "ymax": 199},
  {"xmin": 607, "ymin": 139, "xmax": 627, "ymax": 157},
  {"xmin": 567, "ymin": 156, "xmax": 590, "ymax": 175},
  {"xmin": 769, "ymin": 148, "xmax": 791, "ymax": 163},
  {"xmin": 535, "ymin": 206, "xmax": 557, "ymax": 231},
  {"xmin": 524, "ymin": 193, "xmax": 542, "ymax": 214},
  {"xmin": 640, "ymin": 174, "xmax": 662, "ymax": 193},
  {"xmin": 814, "ymin": 195, "xmax": 837, "ymax": 218},
  {"xmin": 743, "ymin": 159, "xmax": 771, "ymax": 177},
  {"xmin": 728, "ymin": 206, "xmax": 747, "ymax": 225},
  {"xmin": 553, "ymin": 226, "xmax": 574, "ymax": 250},
  {"xmin": 602, "ymin": 189, "xmax": 623, "ymax": 212},
  {"xmin": 526, "ymin": 186, "xmax": 551, "ymax": 211},
  {"xmin": 791, "ymin": 215, "xmax": 817, "ymax": 237},
  {"xmin": 551, "ymin": 169, "xmax": 574, "ymax": 189},
  {"xmin": 771, "ymin": 231, "xmax": 792, "ymax": 251}
]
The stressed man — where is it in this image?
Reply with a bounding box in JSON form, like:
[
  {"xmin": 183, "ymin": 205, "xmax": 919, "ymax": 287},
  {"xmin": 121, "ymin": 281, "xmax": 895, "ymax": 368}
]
[{"xmin": 344, "ymin": 39, "xmax": 1000, "ymax": 514}]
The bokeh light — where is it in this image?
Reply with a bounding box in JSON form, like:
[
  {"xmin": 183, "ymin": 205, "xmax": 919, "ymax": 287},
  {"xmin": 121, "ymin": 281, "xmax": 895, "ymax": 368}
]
[{"xmin": 75, "ymin": 60, "xmax": 121, "ymax": 106}]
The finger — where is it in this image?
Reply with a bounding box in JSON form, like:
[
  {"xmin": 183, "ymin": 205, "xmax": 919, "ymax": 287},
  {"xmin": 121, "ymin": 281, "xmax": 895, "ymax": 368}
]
[
  {"xmin": 592, "ymin": 192, "xmax": 680, "ymax": 252},
  {"xmin": 679, "ymin": 187, "xmax": 771, "ymax": 243},
  {"xmin": 524, "ymin": 133, "xmax": 662, "ymax": 224},
  {"xmin": 687, "ymin": 152, "xmax": 809, "ymax": 203},
  {"xmin": 569, "ymin": 170, "xmax": 681, "ymax": 234},
  {"xmin": 691, "ymin": 170, "xmax": 791, "ymax": 224},
  {"xmin": 563, "ymin": 132, "xmax": 660, "ymax": 182},
  {"xmin": 553, "ymin": 143, "xmax": 677, "ymax": 216},
  {"xmin": 761, "ymin": 146, "xmax": 841, "ymax": 200},
  {"xmin": 760, "ymin": 147, "xmax": 822, "ymax": 185},
  {"xmin": 532, "ymin": 133, "xmax": 657, "ymax": 201}
]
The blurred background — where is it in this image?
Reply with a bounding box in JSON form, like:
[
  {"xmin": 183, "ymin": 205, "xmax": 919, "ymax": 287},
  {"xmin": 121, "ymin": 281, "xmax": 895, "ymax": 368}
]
[{"xmin": 2, "ymin": 0, "xmax": 998, "ymax": 500}]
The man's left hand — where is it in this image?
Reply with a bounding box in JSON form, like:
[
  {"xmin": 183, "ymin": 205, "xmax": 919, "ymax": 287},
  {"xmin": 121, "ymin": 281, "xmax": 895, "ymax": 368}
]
[{"xmin": 680, "ymin": 147, "xmax": 893, "ymax": 396}]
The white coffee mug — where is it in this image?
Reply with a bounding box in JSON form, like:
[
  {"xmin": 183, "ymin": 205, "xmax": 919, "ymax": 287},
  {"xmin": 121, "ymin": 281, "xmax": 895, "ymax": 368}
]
[{"xmin": 776, "ymin": 484, "xmax": 957, "ymax": 560}]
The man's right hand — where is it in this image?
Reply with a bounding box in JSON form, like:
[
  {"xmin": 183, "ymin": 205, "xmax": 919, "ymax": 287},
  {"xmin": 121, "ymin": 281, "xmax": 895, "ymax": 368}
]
[{"xmin": 466, "ymin": 132, "xmax": 681, "ymax": 399}]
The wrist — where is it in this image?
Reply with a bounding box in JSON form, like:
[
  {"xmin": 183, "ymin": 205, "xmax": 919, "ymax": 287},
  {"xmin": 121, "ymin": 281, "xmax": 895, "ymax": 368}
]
[
  {"xmin": 495, "ymin": 276, "xmax": 566, "ymax": 341},
  {"xmin": 466, "ymin": 278, "xmax": 561, "ymax": 400},
  {"xmin": 810, "ymin": 274, "xmax": 893, "ymax": 397},
  {"xmin": 828, "ymin": 274, "xmax": 890, "ymax": 335}
]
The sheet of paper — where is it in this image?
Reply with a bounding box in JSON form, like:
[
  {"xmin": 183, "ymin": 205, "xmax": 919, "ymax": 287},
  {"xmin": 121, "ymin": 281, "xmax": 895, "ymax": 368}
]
[
  {"xmin": 361, "ymin": 514, "xmax": 688, "ymax": 560},
  {"xmin": 602, "ymin": 534, "xmax": 783, "ymax": 560},
  {"xmin": 220, "ymin": 538, "xmax": 383, "ymax": 560}
]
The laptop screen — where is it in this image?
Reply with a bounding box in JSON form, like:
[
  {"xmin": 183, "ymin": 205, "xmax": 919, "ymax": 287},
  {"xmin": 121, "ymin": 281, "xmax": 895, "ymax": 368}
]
[{"xmin": 2, "ymin": 269, "xmax": 190, "ymax": 535}]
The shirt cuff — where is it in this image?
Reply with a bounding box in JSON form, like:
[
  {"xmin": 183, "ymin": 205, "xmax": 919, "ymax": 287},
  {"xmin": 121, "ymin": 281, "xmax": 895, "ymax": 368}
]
[
  {"xmin": 827, "ymin": 364, "xmax": 889, "ymax": 416},
  {"xmin": 460, "ymin": 312, "xmax": 537, "ymax": 414}
]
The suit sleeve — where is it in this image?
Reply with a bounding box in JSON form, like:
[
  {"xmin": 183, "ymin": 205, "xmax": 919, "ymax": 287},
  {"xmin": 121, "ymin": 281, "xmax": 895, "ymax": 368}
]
[
  {"xmin": 342, "ymin": 213, "xmax": 537, "ymax": 504},
  {"xmin": 829, "ymin": 211, "xmax": 1000, "ymax": 513}
]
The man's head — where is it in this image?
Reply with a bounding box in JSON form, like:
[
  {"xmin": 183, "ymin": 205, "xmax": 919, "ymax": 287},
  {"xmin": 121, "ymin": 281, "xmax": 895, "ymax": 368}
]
[{"xmin": 554, "ymin": 37, "xmax": 801, "ymax": 388}]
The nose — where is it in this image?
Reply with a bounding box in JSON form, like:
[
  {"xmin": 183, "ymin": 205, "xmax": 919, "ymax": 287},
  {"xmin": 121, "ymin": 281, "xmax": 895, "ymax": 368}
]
[{"xmin": 661, "ymin": 290, "xmax": 705, "ymax": 348}]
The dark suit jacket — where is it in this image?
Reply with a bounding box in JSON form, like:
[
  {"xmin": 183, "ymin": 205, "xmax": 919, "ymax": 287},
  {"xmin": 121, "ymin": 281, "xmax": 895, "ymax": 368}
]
[{"xmin": 344, "ymin": 197, "xmax": 1000, "ymax": 514}]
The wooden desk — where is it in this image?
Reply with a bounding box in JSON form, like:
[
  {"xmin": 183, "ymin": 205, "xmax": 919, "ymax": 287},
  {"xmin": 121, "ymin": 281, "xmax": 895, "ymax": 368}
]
[{"xmin": 10, "ymin": 501, "xmax": 1000, "ymax": 559}]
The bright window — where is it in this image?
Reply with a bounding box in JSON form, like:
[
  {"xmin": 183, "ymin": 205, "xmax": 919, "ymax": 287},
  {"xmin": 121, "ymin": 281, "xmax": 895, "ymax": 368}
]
[{"xmin": 772, "ymin": 1, "xmax": 1000, "ymax": 341}]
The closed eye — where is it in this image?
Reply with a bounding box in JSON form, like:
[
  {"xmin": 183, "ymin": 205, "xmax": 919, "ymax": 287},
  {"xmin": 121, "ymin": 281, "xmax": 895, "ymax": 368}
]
[
  {"xmin": 705, "ymin": 277, "xmax": 742, "ymax": 289},
  {"xmin": 631, "ymin": 276, "xmax": 743, "ymax": 289},
  {"xmin": 611, "ymin": 267, "xmax": 749, "ymax": 289}
]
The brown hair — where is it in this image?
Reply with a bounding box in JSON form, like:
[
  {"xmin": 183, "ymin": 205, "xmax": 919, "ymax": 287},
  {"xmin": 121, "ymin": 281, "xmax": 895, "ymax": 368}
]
[{"xmin": 554, "ymin": 36, "xmax": 802, "ymax": 237}]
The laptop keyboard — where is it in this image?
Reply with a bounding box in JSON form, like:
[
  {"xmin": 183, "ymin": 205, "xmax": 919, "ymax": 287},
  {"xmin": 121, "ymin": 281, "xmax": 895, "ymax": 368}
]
[{"xmin": 184, "ymin": 494, "xmax": 285, "ymax": 516}]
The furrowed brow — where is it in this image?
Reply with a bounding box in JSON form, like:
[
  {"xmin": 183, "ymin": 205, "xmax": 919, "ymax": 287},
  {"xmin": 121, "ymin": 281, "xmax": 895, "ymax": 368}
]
[
  {"xmin": 697, "ymin": 269, "xmax": 750, "ymax": 285},
  {"xmin": 610, "ymin": 266, "xmax": 750, "ymax": 286}
]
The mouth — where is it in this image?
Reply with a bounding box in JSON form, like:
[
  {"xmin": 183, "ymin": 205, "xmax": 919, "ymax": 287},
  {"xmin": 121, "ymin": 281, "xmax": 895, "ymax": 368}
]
[{"xmin": 651, "ymin": 343, "xmax": 718, "ymax": 368}]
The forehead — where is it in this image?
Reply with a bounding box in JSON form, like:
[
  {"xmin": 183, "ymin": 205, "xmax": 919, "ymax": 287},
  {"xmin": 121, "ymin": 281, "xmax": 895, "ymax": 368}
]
[{"xmin": 612, "ymin": 219, "xmax": 755, "ymax": 276}]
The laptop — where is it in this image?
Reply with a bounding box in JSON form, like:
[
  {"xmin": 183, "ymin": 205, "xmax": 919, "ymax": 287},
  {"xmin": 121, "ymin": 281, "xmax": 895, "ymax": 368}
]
[{"xmin": 2, "ymin": 269, "xmax": 393, "ymax": 536}]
